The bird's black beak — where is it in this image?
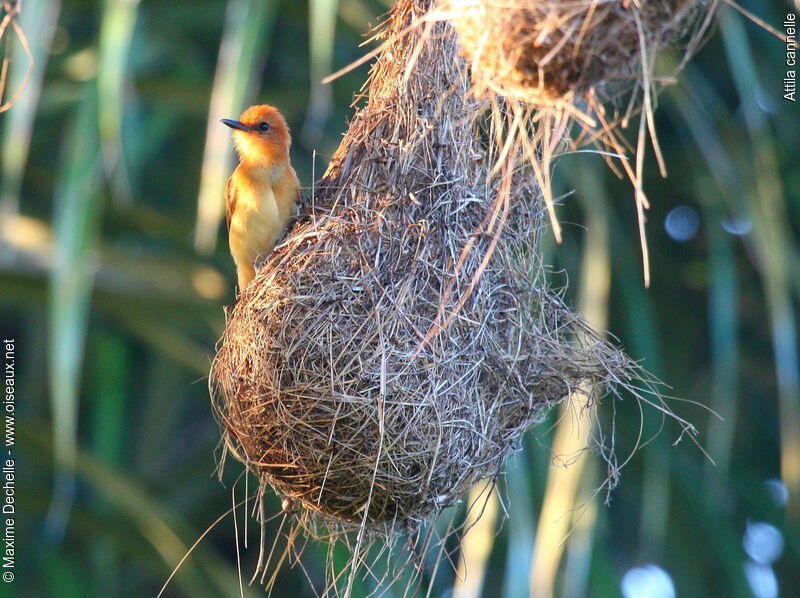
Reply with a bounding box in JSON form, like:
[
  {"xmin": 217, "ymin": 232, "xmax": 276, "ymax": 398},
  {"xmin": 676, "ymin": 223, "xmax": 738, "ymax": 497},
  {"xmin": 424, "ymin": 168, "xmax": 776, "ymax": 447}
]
[{"xmin": 221, "ymin": 119, "xmax": 251, "ymax": 132}]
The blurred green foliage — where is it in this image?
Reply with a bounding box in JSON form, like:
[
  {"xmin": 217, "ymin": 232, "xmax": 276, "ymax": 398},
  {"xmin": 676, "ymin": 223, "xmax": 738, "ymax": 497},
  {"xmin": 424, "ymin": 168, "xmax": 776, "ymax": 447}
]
[{"xmin": 0, "ymin": 0, "xmax": 798, "ymax": 596}]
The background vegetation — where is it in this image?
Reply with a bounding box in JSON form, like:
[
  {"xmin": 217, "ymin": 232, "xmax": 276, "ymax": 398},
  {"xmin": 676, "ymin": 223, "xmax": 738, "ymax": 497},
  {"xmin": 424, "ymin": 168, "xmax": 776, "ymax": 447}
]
[{"xmin": 1, "ymin": 0, "xmax": 798, "ymax": 596}]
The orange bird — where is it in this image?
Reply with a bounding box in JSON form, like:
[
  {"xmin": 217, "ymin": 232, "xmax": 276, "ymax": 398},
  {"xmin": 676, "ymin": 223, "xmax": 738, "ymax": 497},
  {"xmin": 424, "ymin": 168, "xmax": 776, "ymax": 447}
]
[{"xmin": 221, "ymin": 104, "xmax": 301, "ymax": 291}]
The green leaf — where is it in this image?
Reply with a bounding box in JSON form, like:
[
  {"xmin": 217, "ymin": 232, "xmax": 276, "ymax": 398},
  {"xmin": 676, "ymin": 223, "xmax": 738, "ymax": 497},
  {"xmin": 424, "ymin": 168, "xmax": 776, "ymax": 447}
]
[{"xmin": 45, "ymin": 83, "xmax": 103, "ymax": 542}]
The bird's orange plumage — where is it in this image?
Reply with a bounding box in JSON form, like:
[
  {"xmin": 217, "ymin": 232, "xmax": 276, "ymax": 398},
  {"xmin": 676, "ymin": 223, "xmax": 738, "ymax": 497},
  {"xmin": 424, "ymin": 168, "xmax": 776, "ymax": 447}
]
[{"xmin": 222, "ymin": 104, "xmax": 300, "ymax": 291}]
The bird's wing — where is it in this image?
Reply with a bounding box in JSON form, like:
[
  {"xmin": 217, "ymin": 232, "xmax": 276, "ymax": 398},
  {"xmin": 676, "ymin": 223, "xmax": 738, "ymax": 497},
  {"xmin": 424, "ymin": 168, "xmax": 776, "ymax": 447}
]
[{"xmin": 225, "ymin": 176, "xmax": 237, "ymax": 233}]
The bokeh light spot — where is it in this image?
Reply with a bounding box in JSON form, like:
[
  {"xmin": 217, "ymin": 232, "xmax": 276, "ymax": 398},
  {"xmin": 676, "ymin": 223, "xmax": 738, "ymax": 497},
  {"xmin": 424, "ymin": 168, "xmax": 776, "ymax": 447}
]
[
  {"xmin": 721, "ymin": 215, "xmax": 753, "ymax": 236},
  {"xmin": 743, "ymin": 521, "xmax": 784, "ymax": 565},
  {"xmin": 64, "ymin": 48, "xmax": 99, "ymax": 81},
  {"xmin": 621, "ymin": 564, "xmax": 675, "ymax": 598},
  {"xmin": 665, "ymin": 206, "xmax": 700, "ymax": 242},
  {"xmin": 764, "ymin": 479, "xmax": 789, "ymax": 507},
  {"xmin": 192, "ymin": 266, "xmax": 227, "ymax": 300},
  {"xmin": 744, "ymin": 561, "xmax": 778, "ymax": 598}
]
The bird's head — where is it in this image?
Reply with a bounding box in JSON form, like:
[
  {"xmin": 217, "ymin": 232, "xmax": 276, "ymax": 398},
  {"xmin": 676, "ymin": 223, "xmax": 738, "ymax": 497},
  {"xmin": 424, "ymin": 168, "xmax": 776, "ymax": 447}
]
[{"xmin": 221, "ymin": 104, "xmax": 291, "ymax": 166}]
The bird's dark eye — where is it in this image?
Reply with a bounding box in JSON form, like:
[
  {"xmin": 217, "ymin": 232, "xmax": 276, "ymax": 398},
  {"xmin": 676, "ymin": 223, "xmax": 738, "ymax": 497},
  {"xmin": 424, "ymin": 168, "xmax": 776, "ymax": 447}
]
[{"xmin": 258, "ymin": 122, "xmax": 270, "ymax": 132}]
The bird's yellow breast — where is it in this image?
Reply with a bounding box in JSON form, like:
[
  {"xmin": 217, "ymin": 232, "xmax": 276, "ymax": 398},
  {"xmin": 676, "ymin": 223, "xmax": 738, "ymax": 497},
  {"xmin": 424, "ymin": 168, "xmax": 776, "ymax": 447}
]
[
  {"xmin": 228, "ymin": 180, "xmax": 281, "ymax": 261},
  {"xmin": 227, "ymin": 162, "xmax": 299, "ymax": 290}
]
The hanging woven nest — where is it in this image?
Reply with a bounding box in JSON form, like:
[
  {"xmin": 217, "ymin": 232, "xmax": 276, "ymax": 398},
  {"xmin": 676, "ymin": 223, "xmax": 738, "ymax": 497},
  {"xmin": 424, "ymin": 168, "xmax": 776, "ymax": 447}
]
[
  {"xmin": 210, "ymin": 1, "xmax": 640, "ymax": 538},
  {"xmin": 441, "ymin": 0, "xmax": 716, "ymax": 103},
  {"xmin": 431, "ymin": 0, "xmax": 718, "ymax": 283}
]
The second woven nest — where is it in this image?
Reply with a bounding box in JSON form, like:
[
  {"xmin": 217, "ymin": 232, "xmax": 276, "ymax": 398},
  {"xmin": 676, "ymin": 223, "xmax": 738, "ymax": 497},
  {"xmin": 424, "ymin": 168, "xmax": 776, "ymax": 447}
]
[
  {"xmin": 442, "ymin": 0, "xmax": 715, "ymax": 102},
  {"xmin": 211, "ymin": 1, "xmax": 633, "ymax": 536}
]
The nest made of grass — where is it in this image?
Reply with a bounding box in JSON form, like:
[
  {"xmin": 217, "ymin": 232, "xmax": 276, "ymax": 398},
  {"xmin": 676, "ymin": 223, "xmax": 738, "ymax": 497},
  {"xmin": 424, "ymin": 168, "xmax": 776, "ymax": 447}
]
[
  {"xmin": 210, "ymin": 0, "xmax": 637, "ymax": 540},
  {"xmin": 440, "ymin": 0, "xmax": 716, "ymax": 103},
  {"xmin": 431, "ymin": 0, "xmax": 718, "ymax": 285}
]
